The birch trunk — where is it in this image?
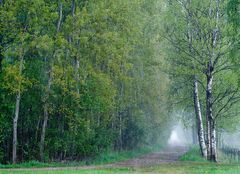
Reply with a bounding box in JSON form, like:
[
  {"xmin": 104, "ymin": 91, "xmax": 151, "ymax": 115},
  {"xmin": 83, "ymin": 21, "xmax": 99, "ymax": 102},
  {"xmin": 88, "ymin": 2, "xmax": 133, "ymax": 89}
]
[
  {"xmin": 12, "ymin": 92, "xmax": 21, "ymax": 164},
  {"xmin": 74, "ymin": 57, "xmax": 80, "ymax": 95},
  {"xmin": 12, "ymin": 49, "xmax": 24, "ymax": 164},
  {"xmin": 118, "ymin": 82, "xmax": 124, "ymax": 150},
  {"xmin": 39, "ymin": 71, "xmax": 52, "ymax": 161},
  {"xmin": 193, "ymin": 77, "xmax": 207, "ymax": 158},
  {"xmin": 71, "ymin": 0, "xmax": 80, "ymax": 95},
  {"xmin": 119, "ymin": 112, "xmax": 123, "ymax": 150},
  {"xmin": 39, "ymin": 1, "xmax": 62, "ymax": 161},
  {"xmin": 205, "ymin": 97, "xmax": 211, "ymax": 159},
  {"xmin": 206, "ymin": 72, "xmax": 216, "ymax": 161},
  {"xmin": 184, "ymin": 0, "xmax": 207, "ymax": 158},
  {"xmin": 206, "ymin": 0, "xmax": 219, "ymax": 162},
  {"xmin": 210, "ymin": 118, "xmax": 217, "ymax": 161}
]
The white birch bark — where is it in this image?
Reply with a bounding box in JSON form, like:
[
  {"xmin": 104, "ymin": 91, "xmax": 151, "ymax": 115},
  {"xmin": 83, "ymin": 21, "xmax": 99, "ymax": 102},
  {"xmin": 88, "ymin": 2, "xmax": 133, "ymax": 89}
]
[
  {"xmin": 207, "ymin": 0, "xmax": 220, "ymax": 162},
  {"xmin": 184, "ymin": 0, "xmax": 208, "ymax": 158},
  {"xmin": 12, "ymin": 47, "xmax": 24, "ymax": 164},
  {"xmin": 193, "ymin": 77, "xmax": 207, "ymax": 158}
]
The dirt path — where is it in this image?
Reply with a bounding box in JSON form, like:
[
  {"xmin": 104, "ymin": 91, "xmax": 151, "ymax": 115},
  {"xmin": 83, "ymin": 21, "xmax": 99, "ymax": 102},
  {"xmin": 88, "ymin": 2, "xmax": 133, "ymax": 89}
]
[
  {"xmin": 2, "ymin": 146, "xmax": 188, "ymax": 171},
  {"xmin": 111, "ymin": 146, "xmax": 189, "ymax": 168}
]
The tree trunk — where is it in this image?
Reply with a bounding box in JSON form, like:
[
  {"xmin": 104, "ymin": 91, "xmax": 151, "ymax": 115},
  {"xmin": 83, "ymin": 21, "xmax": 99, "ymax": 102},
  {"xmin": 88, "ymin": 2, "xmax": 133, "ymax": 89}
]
[
  {"xmin": 209, "ymin": 0, "xmax": 219, "ymax": 162},
  {"xmin": 12, "ymin": 91, "xmax": 21, "ymax": 164},
  {"xmin": 35, "ymin": 114, "xmax": 41, "ymax": 143},
  {"xmin": 119, "ymin": 112, "xmax": 123, "ymax": 150},
  {"xmin": 205, "ymin": 68, "xmax": 213, "ymax": 160},
  {"xmin": 57, "ymin": 2, "xmax": 63, "ymax": 33},
  {"xmin": 71, "ymin": 0, "xmax": 80, "ymax": 95},
  {"xmin": 12, "ymin": 50, "xmax": 24, "ymax": 164},
  {"xmin": 205, "ymin": 110, "xmax": 211, "ymax": 159},
  {"xmin": 71, "ymin": 0, "xmax": 75, "ymax": 16},
  {"xmin": 206, "ymin": 72, "xmax": 217, "ymax": 162},
  {"xmin": 205, "ymin": 0, "xmax": 219, "ymax": 162},
  {"xmin": 210, "ymin": 118, "xmax": 217, "ymax": 161},
  {"xmin": 0, "ymin": 51, "xmax": 3, "ymax": 72},
  {"xmin": 193, "ymin": 77, "xmax": 207, "ymax": 158},
  {"xmin": 74, "ymin": 57, "xmax": 80, "ymax": 95},
  {"xmin": 39, "ymin": 77, "xmax": 51, "ymax": 161},
  {"xmin": 39, "ymin": 1, "xmax": 62, "ymax": 161},
  {"xmin": 118, "ymin": 82, "xmax": 124, "ymax": 150},
  {"xmin": 185, "ymin": 0, "xmax": 208, "ymax": 158}
]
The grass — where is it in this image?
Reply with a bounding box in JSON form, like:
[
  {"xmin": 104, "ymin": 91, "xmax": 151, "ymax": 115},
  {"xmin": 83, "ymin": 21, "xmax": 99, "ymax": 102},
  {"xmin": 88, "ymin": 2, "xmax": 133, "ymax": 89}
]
[
  {"xmin": 91, "ymin": 146, "xmax": 160, "ymax": 165},
  {"xmin": 0, "ymin": 145, "xmax": 163, "ymax": 169},
  {"xmin": 180, "ymin": 146, "xmax": 240, "ymax": 164},
  {"xmin": 0, "ymin": 160, "xmax": 78, "ymax": 169},
  {"xmin": 1, "ymin": 163, "xmax": 240, "ymax": 174},
  {"xmin": 179, "ymin": 147, "xmax": 207, "ymax": 162}
]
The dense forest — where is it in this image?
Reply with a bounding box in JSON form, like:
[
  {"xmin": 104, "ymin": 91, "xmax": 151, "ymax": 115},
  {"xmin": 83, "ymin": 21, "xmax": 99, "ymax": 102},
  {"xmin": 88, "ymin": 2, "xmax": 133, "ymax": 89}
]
[
  {"xmin": 0, "ymin": 0, "xmax": 240, "ymax": 165},
  {"xmin": 0, "ymin": 0, "xmax": 170, "ymax": 164}
]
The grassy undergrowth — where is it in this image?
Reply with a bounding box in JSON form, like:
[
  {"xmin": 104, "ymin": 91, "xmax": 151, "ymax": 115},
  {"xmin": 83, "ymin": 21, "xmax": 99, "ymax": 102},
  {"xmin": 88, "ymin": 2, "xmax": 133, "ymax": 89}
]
[
  {"xmin": 91, "ymin": 146, "xmax": 160, "ymax": 165},
  {"xmin": 0, "ymin": 145, "xmax": 163, "ymax": 169},
  {"xmin": 179, "ymin": 147, "xmax": 207, "ymax": 162},
  {"xmin": 180, "ymin": 146, "xmax": 240, "ymax": 164}
]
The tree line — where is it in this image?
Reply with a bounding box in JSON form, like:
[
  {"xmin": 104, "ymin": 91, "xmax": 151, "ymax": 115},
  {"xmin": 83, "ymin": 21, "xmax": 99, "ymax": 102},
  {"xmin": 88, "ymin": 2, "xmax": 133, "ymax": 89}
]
[{"xmin": 0, "ymin": 0, "xmax": 170, "ymax": 164}]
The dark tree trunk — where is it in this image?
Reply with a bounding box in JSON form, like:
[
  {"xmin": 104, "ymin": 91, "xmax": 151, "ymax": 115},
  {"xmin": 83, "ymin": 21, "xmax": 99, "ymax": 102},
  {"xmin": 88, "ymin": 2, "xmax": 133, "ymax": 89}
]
[
  {"xmin": 0, "ymin": 51, "xmax": 3, "ymax": 72},
  {"xmin": 39, "ymin": 92, "xmax": 50, "ymax": 161}
]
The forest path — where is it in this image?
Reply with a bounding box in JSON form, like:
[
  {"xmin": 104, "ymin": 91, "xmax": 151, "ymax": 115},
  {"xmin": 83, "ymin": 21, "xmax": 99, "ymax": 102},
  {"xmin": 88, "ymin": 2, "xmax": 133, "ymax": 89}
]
[
  {"xmin": 2, "ymin": 146, "xmax": 189, "ymax": 171},
  {"xmin": 110, "ymin": 146, "xmax": 189, "ymax": 168}
]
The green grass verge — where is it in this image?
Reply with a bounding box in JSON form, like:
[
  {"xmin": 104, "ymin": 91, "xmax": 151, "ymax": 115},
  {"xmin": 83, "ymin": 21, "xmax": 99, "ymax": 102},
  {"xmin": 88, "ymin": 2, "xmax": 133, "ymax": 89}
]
[
  {"xmin": 180, "ymin": 146, "xmax": 240, "ymax": 164},
  {"xmin": 179, "ymin": 147, "xmax": 207, "ymax": 162},
  {"xmin": 91, "ymin": 146, "xmax": 161, "ymax": 165},
  {"xmin": 1, "ymin": 163, "xmax": 240, "ymax": 174},
  {"xmin": 0, "ymin": 145, "xmax": 163, "ymax": 169}
]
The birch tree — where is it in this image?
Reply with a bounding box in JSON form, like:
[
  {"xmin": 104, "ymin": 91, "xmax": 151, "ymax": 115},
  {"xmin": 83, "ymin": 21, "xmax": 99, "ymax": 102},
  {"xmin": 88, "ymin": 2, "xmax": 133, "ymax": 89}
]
[
  {"xmin": 164, "ymin": 0, "xmax": 240, "ymax": 162},
  {"xmin": 39, "ymin": 0, "xmax": 63, "ymax": 161}
]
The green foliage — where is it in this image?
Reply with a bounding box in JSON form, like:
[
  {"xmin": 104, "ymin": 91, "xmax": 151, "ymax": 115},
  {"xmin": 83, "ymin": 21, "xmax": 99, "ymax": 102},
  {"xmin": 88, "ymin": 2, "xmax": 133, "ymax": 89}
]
[
  {"xmin": 1, "ymin": 62, "xmax": 33, "ymax": 94},
  {"xmin": 0, "ymin": 0, "xmax": 170, "ymax": 164}
]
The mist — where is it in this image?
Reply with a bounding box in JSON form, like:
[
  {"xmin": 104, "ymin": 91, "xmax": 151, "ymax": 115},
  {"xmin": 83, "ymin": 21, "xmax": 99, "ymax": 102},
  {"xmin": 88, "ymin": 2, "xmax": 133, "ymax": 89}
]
[
  {"xmin": 221, "ymin": 131, "xmax": 240, "ymax": 148},
  {"xmin": 168, "ymin": 124, "xmax": 193, "ymax": 147}
]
